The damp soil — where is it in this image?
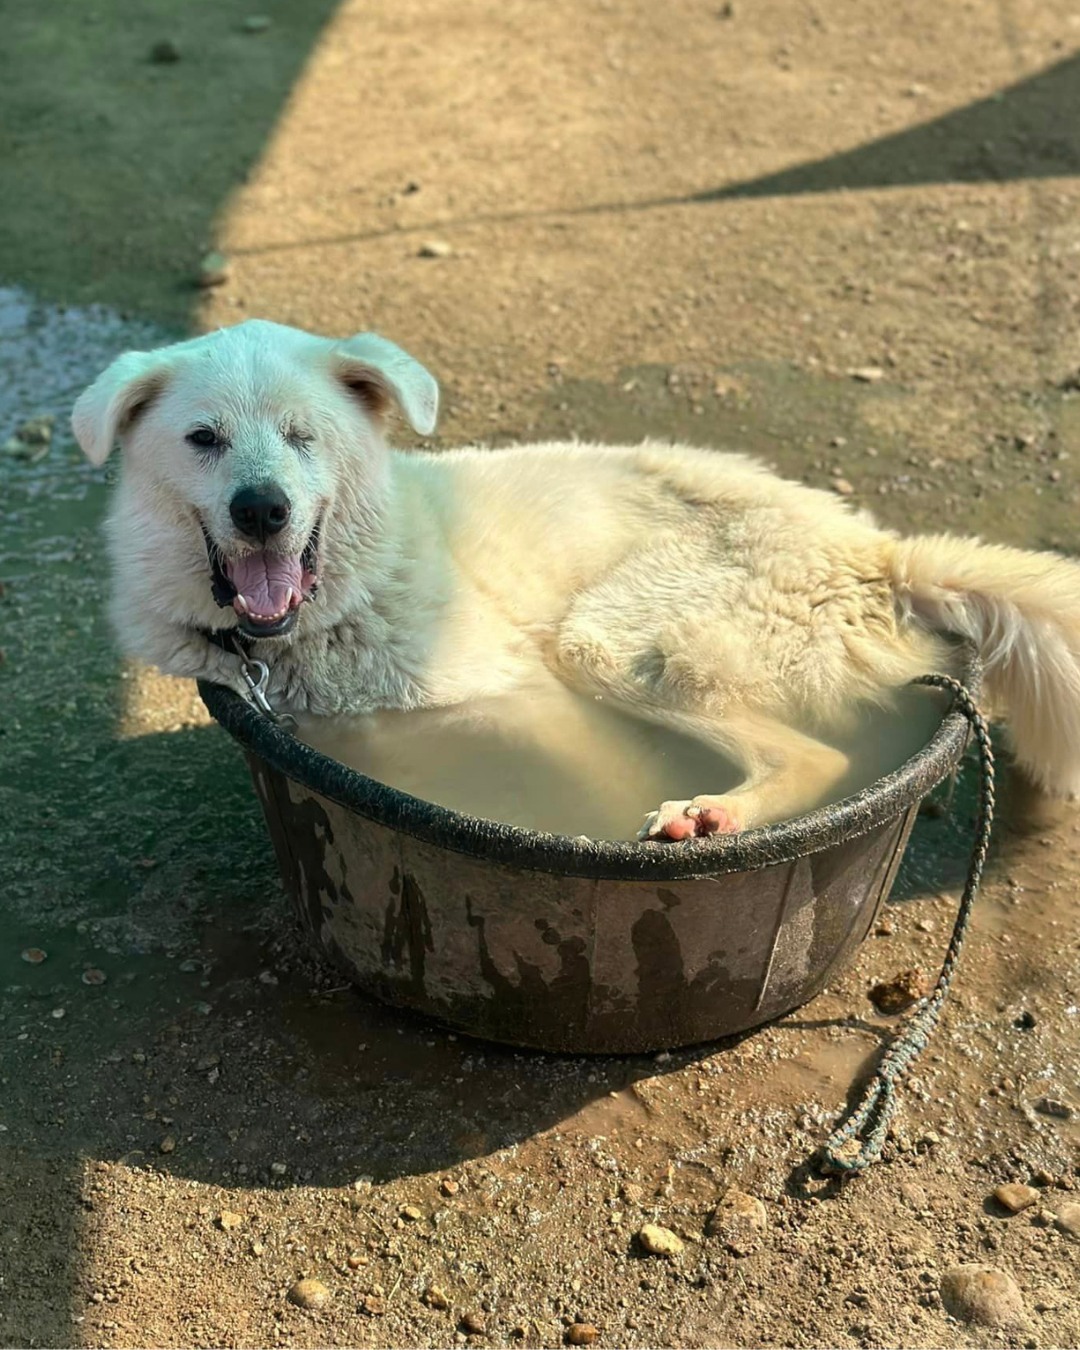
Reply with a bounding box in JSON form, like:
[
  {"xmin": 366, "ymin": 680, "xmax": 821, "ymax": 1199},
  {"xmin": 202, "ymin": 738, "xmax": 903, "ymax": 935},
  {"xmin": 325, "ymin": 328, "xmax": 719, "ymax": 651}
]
[{"xmin": 3, "ymin": 1, "xmax": 1080, "ymax": 1346}]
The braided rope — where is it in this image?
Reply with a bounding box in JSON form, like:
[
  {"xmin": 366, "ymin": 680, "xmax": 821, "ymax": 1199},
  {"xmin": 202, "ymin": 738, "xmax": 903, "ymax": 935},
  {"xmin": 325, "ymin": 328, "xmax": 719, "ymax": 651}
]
[{"xmin": 819, "ymin": 674, "xmax": 996, "ymax": 1174}]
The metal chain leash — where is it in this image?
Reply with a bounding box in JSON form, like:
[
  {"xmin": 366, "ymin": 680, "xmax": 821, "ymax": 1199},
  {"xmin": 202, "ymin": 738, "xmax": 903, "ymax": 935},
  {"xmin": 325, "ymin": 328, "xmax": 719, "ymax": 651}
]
[{"xmin": 819, "ymin": 674, "xmax": 996, "ymax": 1173}]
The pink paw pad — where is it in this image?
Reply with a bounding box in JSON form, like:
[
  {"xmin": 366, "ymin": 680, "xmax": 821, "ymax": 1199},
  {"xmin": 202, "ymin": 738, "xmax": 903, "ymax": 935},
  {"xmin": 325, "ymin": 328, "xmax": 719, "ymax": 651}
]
[{"xmin": 686, "ymin": 802, "xmax": 741, "ymax": 835}]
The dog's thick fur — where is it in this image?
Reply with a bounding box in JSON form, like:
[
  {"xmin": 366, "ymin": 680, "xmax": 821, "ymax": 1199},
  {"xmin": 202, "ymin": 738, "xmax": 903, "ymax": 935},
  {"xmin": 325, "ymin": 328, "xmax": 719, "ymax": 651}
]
[{"xmin": 73, "ymin": 320, "xmax": 1080, "ymax": 838}]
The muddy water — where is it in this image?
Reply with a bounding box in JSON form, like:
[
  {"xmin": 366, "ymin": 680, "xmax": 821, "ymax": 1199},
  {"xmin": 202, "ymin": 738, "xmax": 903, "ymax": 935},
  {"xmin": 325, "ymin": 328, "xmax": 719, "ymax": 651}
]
[{"xmin": 296, "ymin": 680, "xmax": 947, "ymax": 839}]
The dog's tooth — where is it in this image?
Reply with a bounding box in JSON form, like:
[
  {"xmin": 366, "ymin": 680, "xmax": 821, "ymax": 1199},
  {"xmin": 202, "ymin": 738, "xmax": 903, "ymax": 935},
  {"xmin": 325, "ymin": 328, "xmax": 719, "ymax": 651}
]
[{"xmin": 235, "ymin": 593, "xmax": 249, "ymax": 613}]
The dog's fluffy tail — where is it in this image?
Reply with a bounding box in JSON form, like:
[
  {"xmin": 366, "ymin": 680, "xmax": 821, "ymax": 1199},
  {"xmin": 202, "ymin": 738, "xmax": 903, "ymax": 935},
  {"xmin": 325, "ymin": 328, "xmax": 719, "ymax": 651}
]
[{"xmin": 891, "ymin": 534, "xmax": 1080, "ymax": 797}]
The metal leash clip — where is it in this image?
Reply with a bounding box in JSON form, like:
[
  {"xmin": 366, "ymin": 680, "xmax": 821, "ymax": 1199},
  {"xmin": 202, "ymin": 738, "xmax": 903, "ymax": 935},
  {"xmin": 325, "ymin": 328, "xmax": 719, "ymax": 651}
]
[{"xmin": 229, "ymin": 637, "xmax": 296, "ymax": 728}]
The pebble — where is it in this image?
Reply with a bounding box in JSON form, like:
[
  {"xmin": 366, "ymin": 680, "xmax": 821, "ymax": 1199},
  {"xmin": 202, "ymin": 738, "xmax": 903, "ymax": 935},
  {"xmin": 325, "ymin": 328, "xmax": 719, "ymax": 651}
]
[
  {"xmin": 149, "ymin": 39, "xmax": 181, "ymax": 63},
  {"xmin": 81, "ymin": 968, "xmax": 107, "ymax": 986},
  {"xmin": 992, "ymin": 1184, "xmax": 1039, "ymax": 1214},
  {"xmin": 418, "ymin": 240, "xmax": 453, "ymax": 258},
  {"xmin": 288, "ymin": 1278, "xmax": 330, "ymax": 1310},
  {"xmin": 849, "ymin": 366, "xmax": 885, "ymax": 383},
  {"xmin": 460, "ymin": 1310, "xmax": 486, "ymax": 1334},
  {"xmin": 939, "ymin": 1265, "xmax": 1026, "ymax": 1328},
  {"xmin": 217, "ymin": 1210, "xmax": 244, "ymax": 1231},
  {"xmin": 566, "ymin": 1324, "xmax": 599, "ymax": 1345},
  {"xmin": 440, "ymin": 1177, "xmax": 460, "ymax": 1196},
  {"xmin": 831, "ymin": 477, "xmax": 855, "ymax": 496},
  {"xmin": 20, "ymin": 948, "xmax": 47, "ymax": 964},
  {"xmin": 423, "ymin": 1286, "xmax": 451, "ymax": 1310},
  {"xmin": 12, "ymin": 415, "xmax": 54, "ymax": 445},
  {"xmin": 242, "ymin": 14, "xmax": 272, "ymax": 32},
  {"xmin": 50, "ymin": 1007, "xmax": 65, "ymax": 1021},
  {"xmin": 400, "ymin": 1203, "xmax": 423, "ymax": 1221},
  {"xmin": 706, "ymin": 1189, "xmax": 768, "ymax": 1255},
  {"xmin": 363, "ymin": 1294, "xmax": 387, "ymax": 1316},
  {"xmin": 868, "ymin": 968, "xmax": 927, "ymax": 1015},
  {"xmin": 899, "ymin": 1182, "xmax": 928, "ymax": 1211},
  {"xmin": 346, "ymin": 1252, "xmax": 368, "ymax": 1270},
  {"xmin": 196, "ymin": 251, "xmax": 231, "ymax": 288},
  {"xmin": 1054, "ymin": 1202, "xmax": 1080, "ymax": 1238},
  {"xmin": 270, "ymin": 1161, "xmax": 288, "ymax": 1176},
  {"xmin": 1034, "ymin": 1096, "xmax": 1073, "ymax": 1120},
  {"xmin": 159, "ymin": 1135, "xmax": 176, "ymax": 1154},
  {"xmin": 636, "ymin": 1223, "xmax": 684, "ymax": 1257}
]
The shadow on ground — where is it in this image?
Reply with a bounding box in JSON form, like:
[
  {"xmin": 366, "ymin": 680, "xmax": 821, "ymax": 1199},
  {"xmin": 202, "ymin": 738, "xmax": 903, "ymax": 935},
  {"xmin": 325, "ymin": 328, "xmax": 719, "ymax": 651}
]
[
  {"xmin": 230, "ymin": 49, "xmax": 1080, "ymax": 259},
  {"xmin": 0, "ymin": 0, "xmax": 344, "ymax": 325}
]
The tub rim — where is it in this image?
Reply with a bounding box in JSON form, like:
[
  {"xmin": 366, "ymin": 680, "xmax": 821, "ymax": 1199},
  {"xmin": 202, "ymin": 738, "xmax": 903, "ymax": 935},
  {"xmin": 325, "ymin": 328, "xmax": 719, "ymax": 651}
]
[{"xmin": 197, "ymin": 647, "xmax": 979, "ymax": 883}]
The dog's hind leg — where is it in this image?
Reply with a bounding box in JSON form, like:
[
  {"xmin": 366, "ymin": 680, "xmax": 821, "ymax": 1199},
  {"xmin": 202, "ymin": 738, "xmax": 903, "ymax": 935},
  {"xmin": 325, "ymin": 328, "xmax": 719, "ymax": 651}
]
[{"xmin": 635, "ymin": 709, "xmax": 851, "ymax": 840}]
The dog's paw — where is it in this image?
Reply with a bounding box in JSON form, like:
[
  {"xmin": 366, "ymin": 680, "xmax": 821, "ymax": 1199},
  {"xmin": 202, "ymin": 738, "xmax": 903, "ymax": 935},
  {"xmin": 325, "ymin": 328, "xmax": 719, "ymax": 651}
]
[{"xmin": 638, "ymin": 795, "xmax": 744, "ymax": 841}]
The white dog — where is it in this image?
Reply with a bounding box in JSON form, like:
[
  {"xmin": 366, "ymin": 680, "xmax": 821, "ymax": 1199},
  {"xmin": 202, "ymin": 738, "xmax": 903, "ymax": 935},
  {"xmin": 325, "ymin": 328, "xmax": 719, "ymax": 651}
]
[{"xmin": 73, "ymin": 320, "xmax": 1080, "ymax": 839}]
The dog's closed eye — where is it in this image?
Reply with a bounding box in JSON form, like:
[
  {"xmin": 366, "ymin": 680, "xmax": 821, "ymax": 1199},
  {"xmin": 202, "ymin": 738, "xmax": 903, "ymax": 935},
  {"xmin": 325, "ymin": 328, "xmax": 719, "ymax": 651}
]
[{"xmin": 186, "ymin": 426, "xmax": 226, "ymax": 453}]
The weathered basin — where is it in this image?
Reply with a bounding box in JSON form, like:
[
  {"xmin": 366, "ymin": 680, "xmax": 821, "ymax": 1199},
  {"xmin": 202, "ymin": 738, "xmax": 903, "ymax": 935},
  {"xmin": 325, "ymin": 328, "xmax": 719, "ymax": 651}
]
[{"xmin": 199, "ymin": 659, "xmax": 975, "ymax": 1054}]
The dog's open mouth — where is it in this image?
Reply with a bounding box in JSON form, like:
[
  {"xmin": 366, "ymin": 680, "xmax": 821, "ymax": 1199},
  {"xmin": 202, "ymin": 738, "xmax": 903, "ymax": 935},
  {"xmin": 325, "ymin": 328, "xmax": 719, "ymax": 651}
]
[{"xmin": 204, "ymin": 523, "xmax": 320, "ymax": 639}]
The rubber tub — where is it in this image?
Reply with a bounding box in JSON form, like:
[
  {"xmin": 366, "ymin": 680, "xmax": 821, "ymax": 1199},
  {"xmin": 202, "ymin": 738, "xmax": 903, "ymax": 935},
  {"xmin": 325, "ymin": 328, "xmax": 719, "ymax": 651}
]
[{"xmin": 198, "ymin": 655, "xmax": 976, "ymax": 1054}]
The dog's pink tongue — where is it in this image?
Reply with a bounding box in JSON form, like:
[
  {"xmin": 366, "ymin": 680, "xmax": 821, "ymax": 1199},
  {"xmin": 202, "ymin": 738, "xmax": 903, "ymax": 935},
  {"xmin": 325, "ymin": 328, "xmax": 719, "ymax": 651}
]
[{"xmin": 225, "ymin": 551, "xmax": 304, "ymax": 619}]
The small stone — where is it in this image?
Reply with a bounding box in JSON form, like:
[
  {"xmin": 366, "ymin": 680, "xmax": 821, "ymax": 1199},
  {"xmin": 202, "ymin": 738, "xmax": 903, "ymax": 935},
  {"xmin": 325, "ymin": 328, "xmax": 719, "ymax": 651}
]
[
  {"xmin": 13, "ymin": 415, "xmax": 53, "ymax": 446},
  {"xmin": 81, "ymin": 968, "xmax": 107, "ymax": 986},
  {"xmin": 831, "ymin": 477, "xmax": 855, "ymax": 496},
  {"xmin": 149, "ymin": 39, "xmax": 181, "ymax": 63},
  {"xmin": 899, "ymin": 1182, "xmax": 927, "ymax": 1210},
  {"xmin": 423, "ymin": 1286, "xmax": 450, "ymax": 1310},
  {"xmin": 874, "ymin": 920, "xmax": 894, "ymax": 936},
  {"xmin": 1054, "ymin": 1202, "xmax": 1080, "ymax": 1238},
  {"xmin": 992, "ymin": 1184, "xmax": 1039, "ymax": 1214},
  {"xmin": 849, "ymin": 366, "xmax": 885, "ymax": 383},
  {"xmin": 566, "ymin": 1323, "xmax": 599, "ymax": 1345},
  {"xmin": 939, "ymin": 1265, "xmax": 1026, "ymax": 1329},
  {"xmin": 363, "ymin": 1294, "xmax": 387, "ymax": 1316},
  {"xmin": 217, "ymin": 1210, "xmax": 244, "ymax": 1231},
  {"xmin": 400, "ymin": 1203, "xmax": 423, "ymax": 1221},
  {"xmin": 346, "ymin": 1253, "xmax": 368, "ymax": 1270},
  {"xmin": 242, "ymin": 14, "xmax": 272, "ymax": 32},
  {"xmin": 706, "ymin": 1189, "xmax": 768, "ymax": 1255},
  {"xmin": 288, "ymin": 1278, "xmax": 330, "ymax": 1310},
  {"xmin": 50, "ymin": 1006, "xmax": 65, "ymax": 1019},
  {"xmin": 20, "ymin": 948, "xmax": 47, "ymax": 964},
  {"xmin": 1034, "ymin": 1096, "xmax": 1073, "ymax": 1120},
  {"xmin": 440, "ymin": 1177, "xmax": 460, "ymax": 1196},
  {"xmin": 460, "ymin": 1310, "xmax": 486, "ymax": 1334},
  {"xmin": 159, "ymin": 1135, "xmax": 176, "ymax": 1154},
  {"xmin": 270, "ymin": 1161, "xmax": 288, "ymax": 1176},
  {"xmin": 250, "ymin": 1240, "xmax": 265, "ymax": 1256},
  {"xmin": 869, "ymin": 968, "xmax": 927, "ymax": 1015},
  {"xmin": 1031, "ymin": 1169, "xmax": 1057, "ymax": 1187},
  {"xmin": 196, "ymin": 251, "xmax": 231, "ymax": 288},
  {"xmin": 194, "ymin": 1053, "xmax": 221, "ymax": 1072},
  {"xmin": 418, "ymin": 240, "xmax": 452, "ymax": 258},
  {"xmin": 636, "ymin": 1223, "xmax": 683, "ymax": 1257}
]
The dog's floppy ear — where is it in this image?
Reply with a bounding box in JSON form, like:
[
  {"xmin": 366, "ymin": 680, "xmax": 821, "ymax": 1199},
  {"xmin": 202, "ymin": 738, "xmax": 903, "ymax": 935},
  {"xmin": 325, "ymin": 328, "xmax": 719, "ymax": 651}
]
[
  {"xmin": 72, "ymin": 350, "xmax": 171, "ymax": 467},
  {"xmin": 332, "ymin": 332, "xmax": 439, "ymax": 436}
]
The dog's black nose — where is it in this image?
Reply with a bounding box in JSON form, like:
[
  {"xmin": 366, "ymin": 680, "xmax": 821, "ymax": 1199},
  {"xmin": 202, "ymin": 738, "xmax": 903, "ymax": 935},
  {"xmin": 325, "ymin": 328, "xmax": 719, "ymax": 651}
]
[{"xmin": 229, "ymin": 484, "xmax": 292, "ymax": 541}]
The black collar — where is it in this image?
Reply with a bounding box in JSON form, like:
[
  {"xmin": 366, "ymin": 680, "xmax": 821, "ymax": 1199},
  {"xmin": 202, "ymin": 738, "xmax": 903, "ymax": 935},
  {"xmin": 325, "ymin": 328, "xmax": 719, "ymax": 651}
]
[{"xmin": 200, "ymin": 626, "xmax": 253, "ymax": 655}]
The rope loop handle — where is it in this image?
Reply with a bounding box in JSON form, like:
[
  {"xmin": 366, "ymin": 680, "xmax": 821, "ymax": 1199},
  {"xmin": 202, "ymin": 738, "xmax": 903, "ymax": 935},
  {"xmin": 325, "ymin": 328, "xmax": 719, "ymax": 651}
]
[{"xmin": 819, "ymin": 674, "xmax": 996, "ymax": 1174}]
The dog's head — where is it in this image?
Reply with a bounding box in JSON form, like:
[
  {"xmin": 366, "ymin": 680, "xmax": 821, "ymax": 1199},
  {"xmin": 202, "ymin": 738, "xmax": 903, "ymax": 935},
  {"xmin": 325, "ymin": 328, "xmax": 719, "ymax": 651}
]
[{"xmin": 72, "ymin": 320, "xmax": 437, "ymax": 639}]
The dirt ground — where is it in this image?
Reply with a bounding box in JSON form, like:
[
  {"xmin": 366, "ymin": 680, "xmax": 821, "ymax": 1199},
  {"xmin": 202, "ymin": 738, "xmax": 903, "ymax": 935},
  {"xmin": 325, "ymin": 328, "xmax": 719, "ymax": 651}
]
[{"xmin": 2, "ymin": 1, "xmax": 1079, "ymax": 1346}]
